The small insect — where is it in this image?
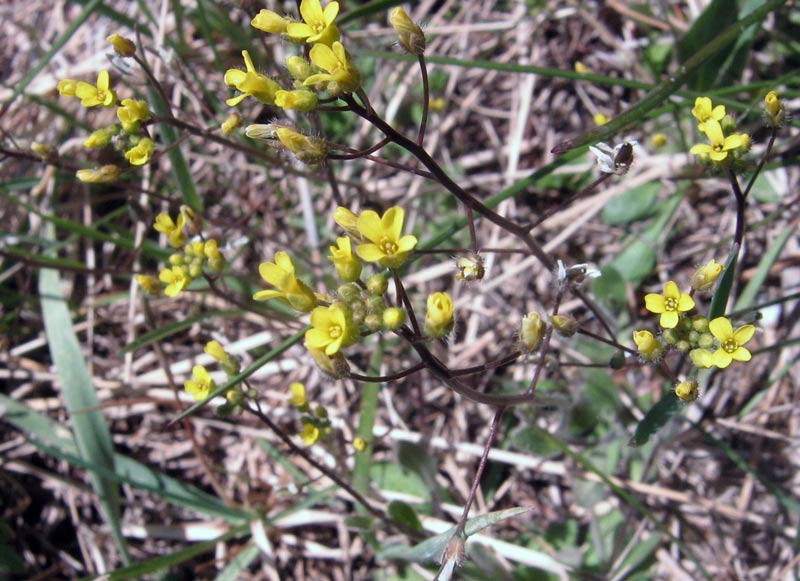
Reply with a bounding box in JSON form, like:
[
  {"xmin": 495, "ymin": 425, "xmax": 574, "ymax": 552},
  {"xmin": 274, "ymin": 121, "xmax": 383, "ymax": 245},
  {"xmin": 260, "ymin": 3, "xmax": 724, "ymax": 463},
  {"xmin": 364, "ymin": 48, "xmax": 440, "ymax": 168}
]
[{"xmin": 589, "ymin": 140, "xmax": 638, "ymax": 175}]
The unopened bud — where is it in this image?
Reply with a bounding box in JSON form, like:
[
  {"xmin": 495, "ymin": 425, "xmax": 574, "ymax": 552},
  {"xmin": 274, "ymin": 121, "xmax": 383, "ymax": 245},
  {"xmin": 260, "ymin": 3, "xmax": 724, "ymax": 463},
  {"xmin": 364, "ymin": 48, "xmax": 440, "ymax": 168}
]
[
  {"xmin": 107, "ymin": 33, "xmax": 136, "ymax": 57},
  {"xmin": 455, "ymin": 253, "xmax": 485, "ymax": 282},
  {"xmin": 519, "ymin": 311, "xmax": 546, "ymax": 353},
  {"xmin": 551, "ymin": 314, "xmax": 578, "ymax": 337},
  {"xmin": 675, "ymin": 380, "xmax": 699, "ymax": 402},
  {"xmin": 390, "ymin": 7, "xmax": 426, "ymax": 55}
]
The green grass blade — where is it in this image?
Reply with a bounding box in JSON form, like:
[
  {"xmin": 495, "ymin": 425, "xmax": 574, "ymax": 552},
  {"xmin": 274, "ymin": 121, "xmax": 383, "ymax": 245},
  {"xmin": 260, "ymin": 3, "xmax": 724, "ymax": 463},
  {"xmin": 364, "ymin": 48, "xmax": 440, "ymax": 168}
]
[
  {"xmin": 734, "ymin": 224, "xmax": 794, "ymax": 311},
  {"xmin": 0, "ymin": 395, "xmax": 248, "ymax": 521},
  {"xmin": 38, "ymin": 223, "xmax": 130, "ymax": 563}
]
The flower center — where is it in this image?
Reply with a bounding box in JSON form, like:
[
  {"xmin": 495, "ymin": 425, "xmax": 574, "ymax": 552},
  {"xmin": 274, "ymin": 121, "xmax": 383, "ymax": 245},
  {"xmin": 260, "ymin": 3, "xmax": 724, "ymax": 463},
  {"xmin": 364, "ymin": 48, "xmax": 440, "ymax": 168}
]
[
  {"xmin": 379, "ymin": 237, "xmax": 397, "ymax": 255},
  {"xmin": 722, "ymin": 338, "xmax": 738, "ymax": 353},
  {"xmin": 329, "ymin": 325, "xmax": 342, "ymax": 339},
  {"xmin": 664, "ymin": 297, "xmax": 678, "ymax": 312}
]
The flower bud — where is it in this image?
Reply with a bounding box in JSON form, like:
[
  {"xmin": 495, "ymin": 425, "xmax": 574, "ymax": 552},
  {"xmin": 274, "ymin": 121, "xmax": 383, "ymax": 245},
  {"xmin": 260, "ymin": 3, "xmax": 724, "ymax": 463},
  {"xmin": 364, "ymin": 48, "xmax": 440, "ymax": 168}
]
[
  {"xmin": 691, "ymin": 316, "xmax": 710, "ymax": 333},
  {"xmin": 551, "ymin": 314, "xmax": 578, "ymax": 337},
  {"xmin": 383, "ymin": 307, "xmax": 406, "ymax": 330},
  {"xmin": 83, "ymin": 127, "xmax": 116, "ymax": 148},
  {"xmin": 288, "ymin": 381, "xmax": 308, "ymax": 408},
  {"xmin": 633, "ymin": 330, "xmax": 662, "ymax": 361},
  {"xmin": 390, "ymin": 7, "xmax": 426, "ymax": 55},
  {"xmin": 675, "ymin": 340, "xmax": 691, "ymax": 352},
  {"xmin": 286, "ymin": 56, "xmax": 313, "ymax": 82},
  {"xmin": 307, "ymin": 344, "xmax": 350, "ymax": 379},
  {"xmin": 275, "ymin": 89, "xmax": 318, "ymax": 112},
  {"xmin": 107, "ymin": 33, "xmax": 136, "ymax": 57},
  {"xmin": 364, "ymin": 313, "xmax": 383, "ymax": 332},
  {"xmin": 274, "ymin": 126, "xmax": 328, "ymax": 165},
  {"xmin": 337, "ymin": 282, "xmax": 362, "ymax": 303},
  {"xmin": 57, "ymin": 79, "xmax": 79, "ymax": 97},
  {"xmin": 675, "ymin": 380, "xmax": 699, "ymax": 402},
  {"xmin": 720, "ymin": 114, "xmax": 737, "ymax": 135},
  {"xmin": 455, "ymin": 253, "xmax": 485, "ymax": 282},
  {"xmin": 333, "ymin": 207, "xmax": 362, "ymax": 239},
  {"xmin": 135, "ymin": 274, "xmax": 163, "ymax": 295},
  {"xmin": 31, "ymin": 142, "xmax": 57, "ymax": 161},
  {"xmin": 251, "ymin": 9, "xmax": 289, "ymax": 34},
  {"xmin": 424, "ymin": 292, "xmax": 454, "ymax": 339},
  {"xmin": 519, "ymin": 311, "xmax": 546, "ymax": 353},
  {"xmin": 764, "ymin": 91, "xmax": 784, "ymax": 127},
  {"xmin": 221, "ymin": 112, "xmax": 242, "ymax": 134},
  {"xmin": 697, "ymin": 332, "xmax": 715, "ymax": 349},
  {"xmin": 76, "ymin": 165, "xmax": 120, "ymax": 183},
  {"xmin": 366, "ymin": 274, "xmax": 388, "ymax": 296}
]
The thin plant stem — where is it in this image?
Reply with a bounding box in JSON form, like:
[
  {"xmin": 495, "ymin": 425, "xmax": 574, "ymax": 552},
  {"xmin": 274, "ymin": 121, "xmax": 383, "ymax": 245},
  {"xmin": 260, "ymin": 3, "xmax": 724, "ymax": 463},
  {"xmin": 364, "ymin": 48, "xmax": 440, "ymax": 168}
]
[{"xmin": 417, "ymin": 55, "xmax": 430, "ymax": 146}]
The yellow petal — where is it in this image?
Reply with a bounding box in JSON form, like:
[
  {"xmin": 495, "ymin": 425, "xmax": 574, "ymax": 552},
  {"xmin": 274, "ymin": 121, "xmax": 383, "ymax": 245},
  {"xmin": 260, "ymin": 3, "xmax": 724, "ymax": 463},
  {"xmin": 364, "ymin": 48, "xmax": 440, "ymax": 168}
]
[
  {"xmin": 709, "ymin": 317, "xmax": 733, "ymax": 341},
  {"xmin": 733, "ymin": 324, "xmax": 755, "ymax": 345}
]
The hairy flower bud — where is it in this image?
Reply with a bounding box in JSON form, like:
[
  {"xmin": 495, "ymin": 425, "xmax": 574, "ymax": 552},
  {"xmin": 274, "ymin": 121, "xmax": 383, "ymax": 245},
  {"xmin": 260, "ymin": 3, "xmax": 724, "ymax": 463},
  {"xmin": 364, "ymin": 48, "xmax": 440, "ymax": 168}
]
[
  {"xmin": 633, "ymin": 330, "xmax": 662, "ymax": 361},
  {"xmin": 107, "ymin": 33, "xmax": 136, "ymax": 57},
  {"xmin": 519, "ymin": 311, "xmax": 546, "ymax": 353},
  {"xmin": 390, "ymin": 7, "xmax": 426, "ymax": 55},
  {"xmin": 424, "ymin": 292, "xmax": 454, "ymax": 339},
  {"xmin": 675, "ymin": 380, "xmax": 699, "ymax": 402},
  {"xmin": 455, "ymin": 253, "xmax": 485, "ymax": 282},
  {"xmin": 382, "ymin": 307, "xmax": 406, "ymax": 330},
  {"xmin": 551, "ymin": 314, "xmax": 578, "ymax": 337}
]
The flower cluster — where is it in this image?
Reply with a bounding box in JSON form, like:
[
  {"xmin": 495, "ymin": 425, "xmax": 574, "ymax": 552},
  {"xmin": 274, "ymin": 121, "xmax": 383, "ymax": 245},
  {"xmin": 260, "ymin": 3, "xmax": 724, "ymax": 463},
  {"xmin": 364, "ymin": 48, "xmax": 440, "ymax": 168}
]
[
  {"xmin": 56, "ymin": 34, "xmax": 156, "ymax": 180},
  {"xmin": 225, "ymin": 0, "xmax": 360, "ymax": 116},
  {"xmin": 689, "ymin": 97, "xmax": 749, "ymax": 165},
  {"xmin": 287, "ymin": 382, "xmax": 332, "ymax": 446},
  {"xmin": 633, "ymin": 260, "xmax": 757, "ymax": 401},
  {"xmin": 182, "ymin": 341, "xmax": 248, "ymax": 415},
  {"xmin": 136, "ymin": 208, "xmax": 226, "ymax": 298}
]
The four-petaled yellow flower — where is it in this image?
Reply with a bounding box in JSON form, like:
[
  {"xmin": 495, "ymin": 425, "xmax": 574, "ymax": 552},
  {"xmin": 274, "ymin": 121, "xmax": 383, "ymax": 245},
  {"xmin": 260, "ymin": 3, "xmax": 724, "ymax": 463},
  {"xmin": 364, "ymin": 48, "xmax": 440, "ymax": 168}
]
[
  {"xmin": 305, "ymin": 304, "xmax": 357, "ymax": 356},
  {"xmin": 253, "ymin": 251, "xmax": 317, "ymax": 312},
  {"xmin": 224, "ymin": 50, "xmax": 281, "ymax": 107},
  {"xmin": 644, "ymin": 281, "xmax": 695, "ymax": 329},
  {"xmin": 305, "ymin": 41, "xmax": 360, "ymax": 96},
  {"xmin": 153, "ymin": 212, "xmax": 187, "ymax": 248},
  {"xmin": 125, "ymin": 137, "xmax": 155, "ymax": 166},
  {"xmin": 689, "ymin": 119, "xmax": 747, "ymax": 163},
  {"xmin": 59, "ymin": 70, "xmax": 118, "ymax": 107},
  {"xmin": 329, "ymin": 237, "xmax": 362, "ymax": 282},
  {"xmin": 287, "ymin": 0, "xmax": 340, "ymax": 45},
  {"xmin": 117, "ymin": 98, "xmax": 150, "ymax": 132},
  {"xmin": 424, "ymin": 292, "xmax": 454, "ymax": 339},
  {"xmin": 184, "ymin": 365, "xmax": 216, "ymax": 400},
  {"xmin": 691, "ymin": 97, "xmax": 725, "ymax": 133},
  {"xmin": 705, "ymin": 317, "xmax": 755, "ymax": 368},
  {"xmin": 355, "ymin": 207, "xmax": 417, "ymax": 269},
  {"xmin": 158, "ymin": 265, "xmax": 191, "ymax": 297}
]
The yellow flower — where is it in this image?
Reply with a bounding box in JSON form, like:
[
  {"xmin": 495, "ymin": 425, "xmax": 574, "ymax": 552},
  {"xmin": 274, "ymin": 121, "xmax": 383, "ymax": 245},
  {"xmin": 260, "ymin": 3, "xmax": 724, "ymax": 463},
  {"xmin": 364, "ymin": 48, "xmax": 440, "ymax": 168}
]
[
  {"xmin": 288, "ymin": 382, "xmax": 308, "ymax": 407},
  {"xmin": 691, "ymin": 97, "xmax": 726, "ymax": 133},
  {"xmin": 644, "ymin": 281, "xmax": 695, "ymax": 329},
  {"xmin": 764, "ymin": 90, "xmax": 784, "ymax": 127},
  {"xmin": 390, "ymin": 7, "xmax": 425, "ymax": 55},
  {"xmin": 353, "ymin": 437, "xmax": 367, "ymax": 452},
  {"xmin": 135, "ymin": 274, "xmax": 162, "ymax": 295},
  {"xmin": 355, "ymin": 207, "xmax": 418, "ymax": 269},
  {"xmin": 286, "ymin": 0, "xmax": 340, "ymax": 45},
  {"xmin": 633, "ymin": 330, "xmax": 662, "ymax": 361},
  {"xmin": 57, "ymin": 79, "xmax": 79, "ymax": 97},
  {"xmin": 650, "ymin": 133, "xmax": 668, "ymax": 148},
  {"xmin": 593, "ymin": 113, "xmax": 609, "ymax": 126},
  {"xmin": 690, "ymin": 259, "xmax": 724, "ymax": 292},
  {"xmin": 707, "ymin": 317, "xmax": 755, "ymax": 368},
  {"xmin": 117, "ymin": 98, "xmax": 150, "ymax": 132},
  {"xmin": 299, "ymin": 420, "xmax": 321, "ymax": 446},
  {"xmin": 204, "ymin": 239, "xmax": 226, "ymax": 272},
  {"xmin": 74, "ymin": 70, "xmax": 117, "ymax": 107},
  {"xmin": 251, "ymin": 9, "xmax": 290, "ymax": 34},
  {"xmin": 519, "ymin": 312, "xmax": 546, "ymax": 353},
  {"xmin": 125, "ymin": 138, "xmax": 155, "ymax": 166},
  {"xmin": 305, "ymin": 304, "xmax": 358, "ymax": 355},
  {"xmin": 304, "ymin": 41, "xmax": 360, "ymax": 96},
  {"xmin": 329, "ymin": 237, "xmax": 362, "ymax": 282},
  {"xmin": 184, "ymin": 365, "xmax": 216, "ymax": 400},
  {"xmin": 675, "ymin": 380, "xmax": 699, "ymax": 402},
  {"xmin": 224, "ymin": 50, "xmax": 281, "ymax": 107},
  {"xmin": 275, "ymin": 89, "xmax": 318, "ymax": 111},
  {"xmin": 158, "ymin": 265, "xmax": 191, "ymax": 297},
  {"xmin": 253, "ymin": 251, "xmax": 317, "ymax": 312},
  {"xmin": 107, "ymin": 33, "xmax": 136, "ymax": 57},
  {"xmin": 574, "ymin": 61, "xmax": 589, "ymax": 74},
  {"xmin": 424, "ymin": 292, "xmax": 454, "ymax": 339},
  {"xmin": 153, "ymin": 212, "xmax": 187, "ymax": 248},
  {"xmin": 689, "ymin": 119, "xmax": 747, "ymax": 163},
  {"xmin": 76, "ymin": 165, "xmax": 120, "ymax": 183}
]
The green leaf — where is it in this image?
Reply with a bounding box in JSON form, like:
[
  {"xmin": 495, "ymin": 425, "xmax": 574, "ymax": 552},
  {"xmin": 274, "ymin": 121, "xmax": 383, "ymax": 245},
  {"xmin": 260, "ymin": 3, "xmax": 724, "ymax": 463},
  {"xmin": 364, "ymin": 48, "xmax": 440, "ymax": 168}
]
[
  {"xmin": 601, "ymin": 182, "xmax": 661, "ymax": 225},
  {"xmin": 676, "ymin": 0, "xmax": 739, "ymax": 91},
  {"xmin": 591, "ymin": 266, "xmax": 627, "ymax": 315},
  {"xmin": 39, "ymin": 223, "xmax": 129, "ymax": 564},
  {"xmin": 709, "ymin": 243, "xmax": 740, "ymax": 319},
  {"xmin": 370, "ymin": 461, "xmax": 430, "ymax": 500},
  {"xmin": 630, "ymin": 391, "xmax": 681, "ymax": 447},
  {"xmin": 388, "ymin": 501, "xmax": 424, "ymax": 533}
]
